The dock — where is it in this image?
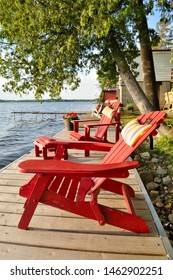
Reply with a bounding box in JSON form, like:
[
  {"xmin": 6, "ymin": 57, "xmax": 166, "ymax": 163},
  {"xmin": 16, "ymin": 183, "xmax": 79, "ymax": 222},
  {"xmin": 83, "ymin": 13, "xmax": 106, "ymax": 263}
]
[
  {"xmin": 12, "ymin": 111, "xmax": 87, "ymax": 115},
  {"xmin": 0, "ymin": 127, "xmax": 173, "ymax": 260},
  {"xmin": 12, "ymin": 111, "xmax": 87, "ymax": 121}
]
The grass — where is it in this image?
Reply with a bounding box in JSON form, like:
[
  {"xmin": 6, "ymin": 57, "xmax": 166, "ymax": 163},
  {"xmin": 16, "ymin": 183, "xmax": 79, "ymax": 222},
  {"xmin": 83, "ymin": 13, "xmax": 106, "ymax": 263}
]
[
  {"xmin": 120, "ymin": 111, "xmax": 140, "ymax": 125},
  {"xmin": 121, "ymin": 110, "xmax": 173, "ymax": 126},
  {"xmin": 153, "ymin": 136, "xmax": 173, "ymax": 175}
]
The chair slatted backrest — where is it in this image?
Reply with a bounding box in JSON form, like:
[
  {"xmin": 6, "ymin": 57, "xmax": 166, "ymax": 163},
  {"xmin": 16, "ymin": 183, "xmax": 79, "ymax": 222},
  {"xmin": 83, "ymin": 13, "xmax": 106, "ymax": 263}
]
[
  {"xmin": 94, "ymin": 102, "xmax": 120, "ymax": 140},
  {"xmin": 100, "ymin": 111, "xmax": 167, "ymax": 165}
]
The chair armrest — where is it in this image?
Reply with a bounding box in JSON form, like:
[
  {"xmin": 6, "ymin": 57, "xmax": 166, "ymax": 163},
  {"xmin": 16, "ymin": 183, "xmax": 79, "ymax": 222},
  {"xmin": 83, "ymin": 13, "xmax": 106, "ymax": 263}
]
[
  {"xmin": 71, "ymin": 119, "xmax": 99, "ymax": 132},
  {"xmin": 72, "ymin": 119, "xmax": 99, "ymax": 123},
  {"xmin": 18, "ymin": 160, "xmax": 139, "ymax": 178},
  {"xmin": 84, "ymin": 122, "xmax": 120, "ymax": 128}
]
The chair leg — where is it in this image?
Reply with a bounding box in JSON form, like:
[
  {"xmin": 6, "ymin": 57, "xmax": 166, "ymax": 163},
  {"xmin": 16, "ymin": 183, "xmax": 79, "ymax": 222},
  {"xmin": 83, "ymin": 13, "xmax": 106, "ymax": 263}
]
[
  {"xmin": 90, "ymin": 190, "xmax": 106, "ymax": 226},
  {"xmin": 84, "ymin": 150, "xmax": 90, "ymax": 157},
  {"xmin": 35, "ymin": 144, "xmax": 41, "ymax": 157},
  {"xmin": 54, "ymin": 144, "xmax": 66, "ymax": 160},
  {"xmin": 115, "ymin": 123, "xmax": 120, "ymax": 142},
  {"xmin": 42, "ymin": 146, "xmax": 49, "ymax": 159},
  {"xmin": 101, "ymin": 178, "xmax": 135, "ymax": 197},
  {"xmin": 149, "ymin": 135, "xmax": 154, "ymax": 150},
  {"xmin": 18, "ymin": 175, "xmax": 50, "ymax": 230},
  {"xmin": 19, "ymin": 174, "xmax": 40, "ymax": 198},
  {"xmin": 100, "ymin": 204, "xmax": 149, "ymax": 233}
]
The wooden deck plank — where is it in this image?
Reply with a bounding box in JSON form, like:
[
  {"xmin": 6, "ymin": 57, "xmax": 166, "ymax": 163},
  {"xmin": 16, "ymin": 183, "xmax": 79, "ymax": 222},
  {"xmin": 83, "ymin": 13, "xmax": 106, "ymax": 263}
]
[
  {"xmin": 0, "ymin": 226, "xmax": 166, "ymax": 256},
  {"xmin": 0, "ymin": 192, "xmax": 151, "ymax": 210},
  {"xmin": 0, "ymin": 243, "xmax": 167, "ymax": 260},
  {"xmin": 0, "ymin": 212, "xmax": 158, "ymax": 235},
  {"xmin": 0, "ymin": 127, "xmax": 173, "ymax": 260},
  {"xmin": 0, "ymin": 201, "xmax": 155, "ymax": 223}
]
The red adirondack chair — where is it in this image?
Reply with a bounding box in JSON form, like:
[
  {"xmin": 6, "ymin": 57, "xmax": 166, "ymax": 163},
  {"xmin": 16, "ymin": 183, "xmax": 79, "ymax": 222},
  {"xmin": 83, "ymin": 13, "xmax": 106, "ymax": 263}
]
[
  {"xmin": 34, "ymin": 102, "xmax": 121, "ymax": 158},
  {"xmin": 70, "ymin": 102, "xmax": 121, "ymax": 156},
  {"xmin": 17, "ymin": 111, "xmax": 167, "ymax": 233}
]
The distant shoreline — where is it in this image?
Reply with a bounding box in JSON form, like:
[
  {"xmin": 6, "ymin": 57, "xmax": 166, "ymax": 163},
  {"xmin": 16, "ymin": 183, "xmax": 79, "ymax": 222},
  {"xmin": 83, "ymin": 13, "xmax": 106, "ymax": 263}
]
[{"xmin": 0, "ymin": 99, "xmax": 97, "ymax": 103}]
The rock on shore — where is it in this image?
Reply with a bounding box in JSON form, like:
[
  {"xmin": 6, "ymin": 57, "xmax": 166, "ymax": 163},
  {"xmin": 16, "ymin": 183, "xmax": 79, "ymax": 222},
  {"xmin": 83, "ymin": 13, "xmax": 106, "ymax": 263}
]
[{"xmin": 134, "ymin": 151, "xmax": 173, "ymax": 247}]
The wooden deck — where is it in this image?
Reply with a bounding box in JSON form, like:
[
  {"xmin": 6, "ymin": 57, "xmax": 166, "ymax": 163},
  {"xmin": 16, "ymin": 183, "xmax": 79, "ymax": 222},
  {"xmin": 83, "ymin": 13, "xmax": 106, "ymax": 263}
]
[{"xmin": 0, "ymin": 128, "xmax": 173, "ymax": 260}]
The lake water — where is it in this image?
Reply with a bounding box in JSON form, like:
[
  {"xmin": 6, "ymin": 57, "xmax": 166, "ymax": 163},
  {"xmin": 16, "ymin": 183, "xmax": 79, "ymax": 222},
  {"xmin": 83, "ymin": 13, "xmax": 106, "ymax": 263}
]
[{"xmin": 0, "ymin": 101, "xmax": 96, "ymax": 169}]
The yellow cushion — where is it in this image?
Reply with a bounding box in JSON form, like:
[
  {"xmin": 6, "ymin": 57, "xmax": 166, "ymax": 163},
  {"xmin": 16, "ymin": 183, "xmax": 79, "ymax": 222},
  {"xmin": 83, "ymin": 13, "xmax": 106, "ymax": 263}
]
[
  {"xmin": 121, "ymin": 119, "xmax": 152, "ymax": 147},
  {"xmin": 121, "ymin": 119, "xmax": 139, "ymax": 139},
  {"xmin": 102, "ymin": 106, "xmax": 115, "ymax": 118}
]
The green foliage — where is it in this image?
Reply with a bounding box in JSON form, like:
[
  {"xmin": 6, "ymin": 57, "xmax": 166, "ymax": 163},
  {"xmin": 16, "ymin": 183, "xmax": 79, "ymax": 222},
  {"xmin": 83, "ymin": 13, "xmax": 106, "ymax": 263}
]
[
  {"xmin": 0, "ymin": 0, "xmax": 84, "ymax": 99},
  {"xmin": 154, "ymin": 136, "xmax": 173, "ymax": 174},
  {"xmin": 125, "ymin": 103, "xmax": 135, "ymax": 111},
  {"xmin": 155, "ymin": 135, "xmax": 173, "ymax": 152},
  {"xmin": 0, "ymin": 0, "xmax": 172, "ymax": 100},
  {"xmin": 155, "ymin": 20, "xmax": 173, "ymax": 49}
]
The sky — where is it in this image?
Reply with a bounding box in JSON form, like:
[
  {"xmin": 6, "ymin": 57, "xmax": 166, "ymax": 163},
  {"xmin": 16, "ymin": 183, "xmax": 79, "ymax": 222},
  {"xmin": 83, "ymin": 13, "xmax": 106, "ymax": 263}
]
[
  {"xmin": 0, "ymin": 9, "xmax": 162, "ymax": 101},
  {"xmin": 0, "ymin": 69, "xmax": 100, "ymax": 100}
]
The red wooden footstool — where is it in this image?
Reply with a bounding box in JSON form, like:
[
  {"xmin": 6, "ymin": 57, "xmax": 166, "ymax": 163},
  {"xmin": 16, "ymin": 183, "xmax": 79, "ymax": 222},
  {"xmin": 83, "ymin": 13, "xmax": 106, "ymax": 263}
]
[{"xmin": 34, "ymin": 136, "xmax": 62, "ymax": 159}]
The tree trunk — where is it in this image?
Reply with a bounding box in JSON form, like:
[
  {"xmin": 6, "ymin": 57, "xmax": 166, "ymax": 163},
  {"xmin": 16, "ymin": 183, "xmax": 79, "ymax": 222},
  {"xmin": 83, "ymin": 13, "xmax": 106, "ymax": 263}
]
[
  {"xmin": 135, "ymin": 0, "xmax": 160, "ymax": 110},
  {"xmin": 140, "ymin": 39, "xmax": 160, "ymax": 110},
  {"xmin": 109, "ymin": 33, "xmax": 171, "ymax": 135},
  {"xmin": 118, "ymin": 62, "xmax": 154, "ymax": 114},
  {"xmin": 109, "ymin": 33, "xmax": 154, "ymax": 114}
]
